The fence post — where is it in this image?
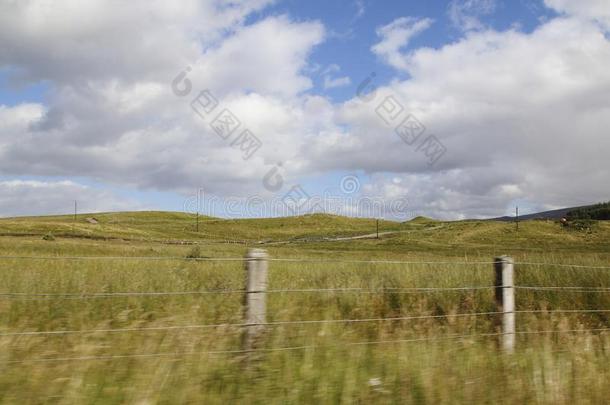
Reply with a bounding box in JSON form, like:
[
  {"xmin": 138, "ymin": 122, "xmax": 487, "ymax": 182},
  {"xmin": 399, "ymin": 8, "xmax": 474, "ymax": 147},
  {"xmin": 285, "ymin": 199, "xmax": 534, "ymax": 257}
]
[
  {"xmin": 244, "ymin": 248, "xmax": 268, "ymax": 349},
  {"xmin": 494, "ymin": 256, "xmax": 515, "ymax": 353}
]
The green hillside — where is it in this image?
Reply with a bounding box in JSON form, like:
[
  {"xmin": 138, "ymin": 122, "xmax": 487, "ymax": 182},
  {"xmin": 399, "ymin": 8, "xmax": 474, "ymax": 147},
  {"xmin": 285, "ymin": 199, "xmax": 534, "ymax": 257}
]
[
  {"xmin": 0, "ymin": 212, "xmax": 609, "ymax": 402},
  {"xmin": 2, "ymin": 211, "xmax": 608, "ymax": 252},
  {"xmin": 0, "ymin": 211, "xmax": 403, "ymax": 242},
  {"xmin": 1, "ymin": 211, "xmax": 609, "ymax": 264}
]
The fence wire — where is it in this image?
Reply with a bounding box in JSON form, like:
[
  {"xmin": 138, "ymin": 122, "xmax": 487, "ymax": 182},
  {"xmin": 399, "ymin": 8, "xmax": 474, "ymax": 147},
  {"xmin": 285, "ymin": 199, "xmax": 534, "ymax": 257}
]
[
  {"xmin": 0, "ymin": 256, "xmax": 245, "ymax": 262},
  {"xmin": 2, "ymin": 310, "xmax": 608, "ymax": 338},
  {"xmin": 0, "ymin": 286, "xmax": 498, "ymax": 300},
  {"xmin": 516, "ymin": 286, "xmax": 610, "ymax": 292},
  {"xmin": 3, "ymin": 327, "xmax": 609, "ymax": 365},
  {"xmin": 3, "ymin": 285, "xmax": 610, "ymax": 300},
  {"xmin": 515, "ymin": 262, "xmax": 610, "ymax": 270},
  {"xmin": 1, "ymin": 255, "xmax": 608, "ymax": 269}
]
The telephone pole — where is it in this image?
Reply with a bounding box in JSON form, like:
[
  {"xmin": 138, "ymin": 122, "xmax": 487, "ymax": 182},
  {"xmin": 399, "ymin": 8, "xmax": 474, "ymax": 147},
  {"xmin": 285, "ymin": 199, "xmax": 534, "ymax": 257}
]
[
  {"xmin": 73, "ymin": 200, "xmax": 77, "ymax": 232},
  {"xmin": 376, "ymin": 218, "xmax": 379, "ymax": 239},
  {"xmin": 515, "ymin": 206, "xmax": 519, "ymax": 231}
]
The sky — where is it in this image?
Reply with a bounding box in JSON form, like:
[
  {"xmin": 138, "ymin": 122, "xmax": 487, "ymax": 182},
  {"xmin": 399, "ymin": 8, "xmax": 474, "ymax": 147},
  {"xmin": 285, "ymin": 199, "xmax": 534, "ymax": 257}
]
[{"xmin": 0, "ymin": 0, "xmax": 609, "ymax": 220}]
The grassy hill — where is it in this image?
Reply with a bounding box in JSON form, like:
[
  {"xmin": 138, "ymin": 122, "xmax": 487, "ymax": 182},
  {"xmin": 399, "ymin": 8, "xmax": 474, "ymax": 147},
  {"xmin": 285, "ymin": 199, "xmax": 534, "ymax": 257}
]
[
  {"xmin": 0, "ymin": 211, "xmax": 404, "ymax": 242},
  {"xmin": 1, "ymin": 212, "xmax": 609, "ymax": 402},
  {"xmin": 1, "ymin": 211, "xmax": 608, "ymax": 258}
]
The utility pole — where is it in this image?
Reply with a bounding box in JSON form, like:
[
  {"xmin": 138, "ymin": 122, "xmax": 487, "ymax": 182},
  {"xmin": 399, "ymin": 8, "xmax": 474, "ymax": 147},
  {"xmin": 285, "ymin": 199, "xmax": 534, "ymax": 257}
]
[
  {"xmin": 376, "ymin": 218, "xmax": 379, "ymax": 239},
  {"xmin": 515, "ymin": 206, "xmax": 519, "ymax": 231},
  {"xmin": 196, "ymin": 189, "xmax": 202, "ymax": 232}
]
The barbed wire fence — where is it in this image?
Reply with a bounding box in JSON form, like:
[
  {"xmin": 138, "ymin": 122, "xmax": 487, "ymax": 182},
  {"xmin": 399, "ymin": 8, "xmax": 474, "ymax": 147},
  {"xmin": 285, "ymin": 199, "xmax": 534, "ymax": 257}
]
[{"xmin": 0, "ymin": 251, "xmax": 608, "ymax": 363}]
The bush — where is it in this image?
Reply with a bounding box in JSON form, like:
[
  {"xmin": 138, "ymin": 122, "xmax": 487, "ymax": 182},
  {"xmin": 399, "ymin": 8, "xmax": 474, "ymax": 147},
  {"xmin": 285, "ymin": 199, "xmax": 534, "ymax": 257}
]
[
  {"xmin": 185, "ymin": 245, "xmax": 203, "ymax": 259},
  {"xmin": 42, "ymin": 232, "xmax": 55, "ymax": 241},
  {"xmin": 563, "ymin": 219, "xmax": 597, "ymax": 232}
]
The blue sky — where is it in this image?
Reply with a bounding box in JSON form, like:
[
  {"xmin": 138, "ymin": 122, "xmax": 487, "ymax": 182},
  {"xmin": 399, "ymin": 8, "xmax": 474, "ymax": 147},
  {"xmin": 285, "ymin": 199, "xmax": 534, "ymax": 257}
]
[
  {"xmin": 0, "ymin": 0, "xmax": 608, "ymax": 219},
  {"xmin": 0, "ymin": 71, "xmax": 48, "ymax": 106},
  {"xmin": 1, "ymin": 1, "xmax": 556, "ymax": 107},
  {"xmin": 266, "ymin": 0, "xmax": 557, "ymax": 103},
  {"xmin": 306, "ymin": 2, "xmax": 544, "ymax": 90}
]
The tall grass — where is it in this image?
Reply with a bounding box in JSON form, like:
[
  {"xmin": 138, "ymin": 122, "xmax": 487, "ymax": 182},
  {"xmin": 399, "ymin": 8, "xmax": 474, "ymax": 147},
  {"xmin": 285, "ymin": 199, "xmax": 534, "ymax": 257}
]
[
  {"xmin": 0, "ymin": 254, "xmax": 608, "ymax": 403},
  {"xmin": 0, "ymin": 216, "xmax": 608, "ymax": 403}
]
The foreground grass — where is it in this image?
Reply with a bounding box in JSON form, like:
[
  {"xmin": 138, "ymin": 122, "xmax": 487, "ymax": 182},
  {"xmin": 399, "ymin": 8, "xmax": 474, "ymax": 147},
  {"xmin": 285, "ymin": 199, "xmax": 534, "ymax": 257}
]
[{"xmin": 0, "ymin": 213, "xmax": 608, "ymax": 403}]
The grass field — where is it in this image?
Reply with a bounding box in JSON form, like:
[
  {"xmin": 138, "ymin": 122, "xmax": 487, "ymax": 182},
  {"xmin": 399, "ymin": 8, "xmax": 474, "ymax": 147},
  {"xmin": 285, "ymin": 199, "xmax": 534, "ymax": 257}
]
[{"xmin": 0, "ymin": 212, "xmax": 609, "ymax": 403}]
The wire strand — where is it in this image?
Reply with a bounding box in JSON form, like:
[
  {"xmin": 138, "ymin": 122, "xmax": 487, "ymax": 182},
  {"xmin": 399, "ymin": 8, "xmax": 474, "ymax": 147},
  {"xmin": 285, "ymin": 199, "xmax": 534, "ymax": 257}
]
[
  {"xmin": 2, "ymin": 310, "xmax": 609, "ymax": 337},
  {"xmin": 0, "ymin": 311, "xmax": 503, "ymax": 337},
  {"xmin": 266, "ymin": 286, "xmax": 494, "ymax": 293},
  {"xmin": 3, "ymin": 327, "xmax": 609, "ymax": 364},
  {"xmin": 5, "ymin": 284, "xmax": 610, "ymax": 300},
  {"xmin": 0, "ymin": 255, "xmax": 496, "ymax": 266},
  {"xmin": 0, "ymin": 286, "xmax": 497, "ymax": 300},
  {"xmin": 268, "ymin": 258, "xmax": 494, "ymax": 265},
  {"xmin": 516, "ymin": 286, "xmax": 610, "ymax": 292},
  {"xmin": 0, "ymin": 256, "xmax": 245, "ymax": 262},
  {"xmin": 0, "ymin": 290, "xmax": 245, "ymax": 299},
  {"xmin": 1, "ymin": 256, "xmax": 608, "ymax": 269},
  {"xmin": 515, "ymin": 262, "xmax": 610, "ymax": 269}
]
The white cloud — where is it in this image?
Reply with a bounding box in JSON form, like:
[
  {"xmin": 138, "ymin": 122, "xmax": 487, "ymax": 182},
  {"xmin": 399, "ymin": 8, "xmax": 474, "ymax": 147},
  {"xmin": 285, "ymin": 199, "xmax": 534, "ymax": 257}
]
[
  {"xmin": 1, "ymin": 1, "xmax": 609, "ymax": 220},
  {"xmin": 324, "ymin": 76, "xmax": 351, "ymax": 89},
  {"xmin": 321, "ymin": 64, "xmax": 351, "ymax": 89},
  {"xmin": 0, "ymin": 89, "xmax": 322, "ymax": 196},
  {"xmin": 308, "ymin": 16, "xmax": 610, "ymax": 218},
  {"xmin": 0, "ymin": 180, "xmax": 147, "ymax": 217},
  {"xmin": 0, "ymin": 2, "xmax": 324, "ymax": 200},
  {"xmin": 196, "ymin": 15, "xmax": 324, "ymax": 97},
  {"xmin": 0, "ymin": 0, "xmax": 277, "ymax": 85},
  {"xmin": 448, "ymin": 0, "xmax": 497, "ymax": 32},
  {"xmin": 544, "ymin": 0, "xmax": 610, "ymax": 28},
  {"xmin": 371, "ymin": 17, "xmax": 433, "ymax": 71}
]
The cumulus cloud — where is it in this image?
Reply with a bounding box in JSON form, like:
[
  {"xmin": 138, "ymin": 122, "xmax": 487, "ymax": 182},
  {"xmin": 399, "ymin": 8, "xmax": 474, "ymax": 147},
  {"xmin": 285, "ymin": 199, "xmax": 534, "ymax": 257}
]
[
  {"xmin": 309, "ymin": 15, "xmax": 610, "ymax": 218},
  {"xmin": 0, "ymin": 0, "xmax": 274, "ymax": 84},
  {"xmin": 196, "ymin": 15, "xmax": 324, "ymax": 97},
  {"xmin": 0, "ymin": 1, "xmax": 324, "ymax": 201},
  {"xmin": 0, "ymin": 180, "xmax": 147, "ymax": 217},
  {"xmin": 545, "ymin": 0, "xmax": 610, "ymax": 27},
  {"xmin": 0, "ymin": 89, "xmax": 323, "ymax": 196},
  {"xmin": 1, "ymin": 1, "xmax": 609, "ymax": 220},
  {"xmin": 371, "ymin": 17, "xmax": 433, "ymax": 71}
]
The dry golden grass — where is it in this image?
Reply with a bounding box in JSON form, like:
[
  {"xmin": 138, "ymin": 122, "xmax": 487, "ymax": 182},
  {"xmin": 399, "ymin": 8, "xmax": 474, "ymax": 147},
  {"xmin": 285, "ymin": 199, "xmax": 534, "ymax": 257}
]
[{"xmin": 0, "ymin": 213, "xmax": 608, "ymax": 403}]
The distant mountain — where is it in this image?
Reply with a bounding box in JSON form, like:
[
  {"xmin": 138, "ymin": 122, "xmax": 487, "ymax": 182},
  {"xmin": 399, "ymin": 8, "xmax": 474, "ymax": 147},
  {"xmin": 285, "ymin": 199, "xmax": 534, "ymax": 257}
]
[{"xmin": 490, "ymin": 205, "xmax": 595, "ymax": 221}]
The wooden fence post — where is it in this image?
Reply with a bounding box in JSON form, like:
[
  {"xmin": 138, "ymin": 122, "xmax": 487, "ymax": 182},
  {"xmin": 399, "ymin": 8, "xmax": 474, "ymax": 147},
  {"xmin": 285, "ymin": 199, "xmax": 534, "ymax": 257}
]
[
  {"xmin": 244, "ymin": 248, "xmax": 268, "ymax": 349},
  {"xmin": 495, "ymin": 256, "xmax": 515, "ymax": 353}
]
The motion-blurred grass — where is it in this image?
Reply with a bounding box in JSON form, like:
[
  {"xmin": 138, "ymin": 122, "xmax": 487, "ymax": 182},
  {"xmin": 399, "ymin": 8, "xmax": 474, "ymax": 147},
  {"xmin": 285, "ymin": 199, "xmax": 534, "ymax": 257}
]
[{"xmin": 0, "ymin": 213, "xmax": 608, "ymax": 403}]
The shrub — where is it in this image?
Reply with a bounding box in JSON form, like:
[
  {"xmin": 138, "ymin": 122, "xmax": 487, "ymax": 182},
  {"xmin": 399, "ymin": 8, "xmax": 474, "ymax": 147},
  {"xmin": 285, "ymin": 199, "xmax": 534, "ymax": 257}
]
[
  {"xmin": 185, "ymin": 245, "xmax": 203, "ymax": 259},
  {"xmin": 564, "ymin": 219, "xmax": 597, "ymax": 232},
  {"xmin": 42, "ymin": 232, "xmax": 55, "ymax": 241}
]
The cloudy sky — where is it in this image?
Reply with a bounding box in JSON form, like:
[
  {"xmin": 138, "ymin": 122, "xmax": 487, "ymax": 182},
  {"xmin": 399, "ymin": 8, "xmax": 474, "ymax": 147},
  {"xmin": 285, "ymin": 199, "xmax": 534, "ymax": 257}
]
[{"xmin": 0, "ymin": 0, "xmax": 609, "ymax": 220}]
